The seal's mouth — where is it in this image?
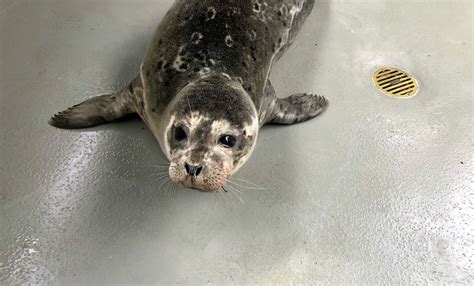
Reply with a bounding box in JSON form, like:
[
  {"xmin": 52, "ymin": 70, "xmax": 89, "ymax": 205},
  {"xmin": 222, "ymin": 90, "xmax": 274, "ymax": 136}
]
[
  {"xmin": 168, "ymin": 160, "xmax": 231, "ymax": 192},
  {"xmin": 180, "ymin": 178, "xmax": 219, "ymax": 193}
]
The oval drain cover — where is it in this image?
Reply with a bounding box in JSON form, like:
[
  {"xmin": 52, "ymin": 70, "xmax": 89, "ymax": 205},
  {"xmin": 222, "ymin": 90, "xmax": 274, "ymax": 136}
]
[{"xmin": 372, "ymin": 67, "xmax": 418, "ymax": 97}]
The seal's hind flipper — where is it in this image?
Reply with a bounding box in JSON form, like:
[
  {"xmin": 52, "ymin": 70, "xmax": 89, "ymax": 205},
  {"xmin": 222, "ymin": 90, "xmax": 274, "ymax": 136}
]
[
  {"xmin": 49, "ymin": 78, "xmax": 140, "ymax": 129},
  {"xmin": 270, "ymin": 93, "xmax": 328, "ymax": 125}
]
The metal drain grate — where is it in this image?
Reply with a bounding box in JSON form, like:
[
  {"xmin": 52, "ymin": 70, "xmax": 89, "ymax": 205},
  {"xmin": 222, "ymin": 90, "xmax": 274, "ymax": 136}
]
[{"xmin": 373, "ymin": 67, "xmax": 418, "ymax": 97}]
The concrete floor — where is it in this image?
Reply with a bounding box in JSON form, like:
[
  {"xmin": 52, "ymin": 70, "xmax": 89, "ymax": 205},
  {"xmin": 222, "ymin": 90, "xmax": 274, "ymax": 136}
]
[{"xmin": 1, "ymin": 0, "xmax": 472, "ymax": 284}]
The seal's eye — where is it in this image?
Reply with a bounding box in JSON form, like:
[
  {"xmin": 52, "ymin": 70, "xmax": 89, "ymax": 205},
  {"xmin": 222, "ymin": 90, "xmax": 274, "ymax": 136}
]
[
  {"xmin": 174, "ymin": 127, "xmax": 187, "ymax": 141},
  {"xmin": 218, "ymin": 135, "xmax": 236, "ymax": 148}
]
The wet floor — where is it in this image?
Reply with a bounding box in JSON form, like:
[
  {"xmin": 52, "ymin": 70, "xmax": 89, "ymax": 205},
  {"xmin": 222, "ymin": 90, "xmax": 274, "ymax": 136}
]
[{"xmin": 0, "ymin": 0, "xmax": 472, "ymax": 284}]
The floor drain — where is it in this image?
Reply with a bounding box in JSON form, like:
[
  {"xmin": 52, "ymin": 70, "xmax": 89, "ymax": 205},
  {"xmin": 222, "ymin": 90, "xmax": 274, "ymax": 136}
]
[{"xmin": 372, "ymin": 67, "xmax": 418, "ymax": 97}]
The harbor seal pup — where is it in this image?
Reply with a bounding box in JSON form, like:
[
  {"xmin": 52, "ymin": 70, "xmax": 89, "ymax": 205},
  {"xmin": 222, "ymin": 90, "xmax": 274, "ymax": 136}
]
[{"xmin": 49, "ymin": 0, "xmax": 328, "ymax": 192}]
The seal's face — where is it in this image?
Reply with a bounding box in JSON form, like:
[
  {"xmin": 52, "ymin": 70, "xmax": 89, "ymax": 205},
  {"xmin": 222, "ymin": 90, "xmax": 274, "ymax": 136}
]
[
  {"xmin": 166, "ymin": 113, "xmax": 257, "ymax": 192},
  {"xmin": 163, "ymin": 78, "xmax": 258, "ymax": 192}
]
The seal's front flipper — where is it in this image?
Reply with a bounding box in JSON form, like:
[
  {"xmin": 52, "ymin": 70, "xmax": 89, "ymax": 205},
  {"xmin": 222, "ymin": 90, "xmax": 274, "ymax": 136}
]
[
  {"xmin": 271, "ymin": 93, "xmax": 328, "ymax": 125},
  {"xmin": 49, "ymin": 79, "xmax": 140, "ymax": 129}
]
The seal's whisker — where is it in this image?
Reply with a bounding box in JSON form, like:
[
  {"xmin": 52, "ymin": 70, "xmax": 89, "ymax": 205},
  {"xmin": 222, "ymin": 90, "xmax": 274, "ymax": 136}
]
[
  {"xmin": 155, "ymin": 176, "xmax": 169, "ymax": 181},
  {"xmin": 227, "ymin": 185, "xmax": 245, "ymax": 200},
  {"xmin": 231, "ymin": 177, "xmax": 264, "ymax": 189},
  {"xmin": 226, "ymin": 185, "xmax": 244, "ymax": 203},
  {"xmin": 219, "ymin": 190, "xmax": 228, "ymax": 204},
  {"xmin": 156, "ymin": 173, "xmax": 169, "ymax": 178},
  {"xmin": 225, "ymin": 184, "xmax": 242, "ymax": 194},
  {"xmin": 227, "ymin": 180, "xmax": 265, "ymax": 190},
  {"xmin": 157, "ymin": 177, "xmax": 170, "ymax": 191},
  {"xmin": 220, "ymin": 188, "xmax": 234, "ymax": 205},
  {"xmin": 231, "ymin": 190, "xmax": 244, "ymax": 203},
  {"xmin": 149, "ymin": 172, "xmax": 168, "ymax": 180},
  {"xmin": 143, "ymin": 164, "xmax": 169, "ymax": 170},
  {"xmin": 212, "ymin": 192, "xmax": 219, "ymax": 210},
  {"xmin": 225, "ymin": 192, "xmax": 236, "ymax": 205},
  {"xmin": 160, "ymin": 180, "xmax": 169, "ymax": 194},
  {"xmin": 166, "ymin": 180, "xmax": 175, "ymax": 198},
  {"xmin": 171, "ymin": 182, "xmax": 179, "ymax": 195},
  {"xmin": 149, "ymin": 164, "xmax": 170, "ymax": 168},
  {"xmin": 216, "ymin": 189, "xmax": 225, "ymax": 204}
]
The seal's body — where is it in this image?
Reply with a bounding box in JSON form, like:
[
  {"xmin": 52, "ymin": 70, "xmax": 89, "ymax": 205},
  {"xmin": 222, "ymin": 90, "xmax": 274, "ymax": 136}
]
[{"xmin": 50, "ymin": 0, "xmax": 327, "ymax": 192}]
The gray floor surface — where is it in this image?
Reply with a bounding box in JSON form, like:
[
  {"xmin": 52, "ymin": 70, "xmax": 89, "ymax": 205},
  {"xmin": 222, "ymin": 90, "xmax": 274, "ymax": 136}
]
[{"xmin": 1, "ymin": 0, "xmax": 473, "ymax": 284}]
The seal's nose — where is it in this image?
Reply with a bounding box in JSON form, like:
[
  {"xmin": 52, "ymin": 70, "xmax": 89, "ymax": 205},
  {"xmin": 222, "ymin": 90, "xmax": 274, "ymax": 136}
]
[{"xmin": 185, "ymin": 163, "xmax": 203, "ymax": 177}]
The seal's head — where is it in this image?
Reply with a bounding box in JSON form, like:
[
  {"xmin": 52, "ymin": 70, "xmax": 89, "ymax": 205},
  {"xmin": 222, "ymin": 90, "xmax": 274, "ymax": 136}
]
[{"xmin": 164, "ymin": 76, "xmax": 258, "ymax": 192}]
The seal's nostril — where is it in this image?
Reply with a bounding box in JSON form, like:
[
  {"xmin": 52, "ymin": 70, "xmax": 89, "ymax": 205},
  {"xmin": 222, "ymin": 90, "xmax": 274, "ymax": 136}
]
[
  {"xmin": 185, "ymin": 163, "xmax": 203, "ymax": 176},
  {"xmin": 195, "ymin": 166, "xmax": 203, "ymax": 176}
]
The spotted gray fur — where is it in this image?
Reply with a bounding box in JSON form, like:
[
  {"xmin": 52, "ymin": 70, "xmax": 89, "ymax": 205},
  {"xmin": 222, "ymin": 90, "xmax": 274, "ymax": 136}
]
[{"xmin": 49, "ymin": 0, "xmax": 328, "ymax": 192}]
